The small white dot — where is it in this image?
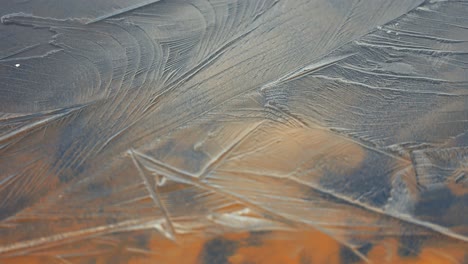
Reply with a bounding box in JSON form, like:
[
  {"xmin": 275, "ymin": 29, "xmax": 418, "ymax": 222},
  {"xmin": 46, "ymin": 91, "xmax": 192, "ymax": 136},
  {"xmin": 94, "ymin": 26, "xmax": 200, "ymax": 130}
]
[
  {"xmin": 386, "ymin": 30, "xmax": 392, "ymax": 34},
  {"xmin": 15, "ymin": 63, "xmax": 20, "ymax": 67}
]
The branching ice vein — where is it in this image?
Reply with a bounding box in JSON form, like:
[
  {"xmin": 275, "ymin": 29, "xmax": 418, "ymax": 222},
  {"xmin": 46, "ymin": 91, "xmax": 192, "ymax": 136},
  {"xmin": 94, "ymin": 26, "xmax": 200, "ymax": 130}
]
[
  {"xmin": 129, "ymin": 149, "xmax": 176, "ymax": 241},
  {"xmin": 0, "ymin": 217, "xmax": 160, "ymax": 255},
  {"xmin": 130, "ymin": 149, "xmax": 372, "ymax": 262},
  {"xmin": 0, "ymin": 103, "xmax": 92, "ymax": 146},
  {"xmin": 198, "ymin": 121, "xmax": 264, "ymax": 179},
  {"xmin": 85, "ymin": 0, "xmax": 162, "ymax": 24}
]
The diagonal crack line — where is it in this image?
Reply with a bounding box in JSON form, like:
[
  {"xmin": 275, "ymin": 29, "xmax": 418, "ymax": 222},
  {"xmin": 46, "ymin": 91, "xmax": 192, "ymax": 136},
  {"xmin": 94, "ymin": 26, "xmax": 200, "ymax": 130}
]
[
  {"xmin": 85, "ymin": 0, "xmax": 161, "ymax": 24},
  {"xmin": 260, "ymin": 0, "xmax": 427, "ymax": 92},
  {"xmin": 288, "ymin": 176, "xmax": 468, "ymax": 243},
  {"xmin": 131, "ymin": 150, "xmax": 370, "ymax": 263},
  {"xmin": 0, "ymin": 217, "xmax": 159, "ymax": 255},
  {"xmin": 198, "ymin": 121, "xmax": 264, "ymax": 180},
  {"xmin": 132, "ymin": 149, "xmax": 297, "ymax": 226},
  {"xmin": 0, "ymin": 102, "xmax": 96, "ymax": 148},
  {"xmin": 260, "ymin": 53, "xmax": 356, "ymax": 91},
  {"xmin": 129, "ymin": 149, "xmax": 176, "ymax": 240}
]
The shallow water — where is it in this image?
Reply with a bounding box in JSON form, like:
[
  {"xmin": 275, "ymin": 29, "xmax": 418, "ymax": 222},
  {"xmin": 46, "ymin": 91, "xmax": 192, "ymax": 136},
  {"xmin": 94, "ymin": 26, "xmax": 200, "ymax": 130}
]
[{"xmin": 0, "ymin": 0, "xmax": 467, "ymax": 263}]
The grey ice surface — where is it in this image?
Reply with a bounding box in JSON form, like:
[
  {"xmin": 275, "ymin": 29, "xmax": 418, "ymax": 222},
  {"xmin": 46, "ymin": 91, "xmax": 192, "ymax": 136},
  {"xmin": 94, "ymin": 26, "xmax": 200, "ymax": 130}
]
[{"xmin": 0, "ymin": 0, "xmax": 467, "ymax": 263}]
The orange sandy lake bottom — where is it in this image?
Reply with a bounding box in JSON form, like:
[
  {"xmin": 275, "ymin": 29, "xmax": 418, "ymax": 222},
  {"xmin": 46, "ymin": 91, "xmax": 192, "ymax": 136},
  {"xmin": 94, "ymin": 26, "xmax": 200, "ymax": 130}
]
[{"xmin": 2, "ymin": 228, "xmax": 467, "ymax": 264}]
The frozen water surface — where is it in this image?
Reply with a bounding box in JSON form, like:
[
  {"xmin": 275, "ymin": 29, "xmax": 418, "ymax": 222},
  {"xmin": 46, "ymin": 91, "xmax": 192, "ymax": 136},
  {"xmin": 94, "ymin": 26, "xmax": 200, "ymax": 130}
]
[{"xmin": 0, "ymin": 0, "xmax": 467, "ymax": 263}]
